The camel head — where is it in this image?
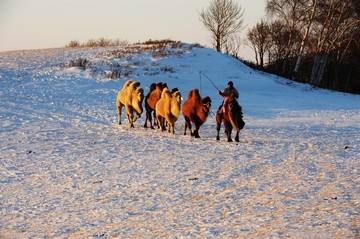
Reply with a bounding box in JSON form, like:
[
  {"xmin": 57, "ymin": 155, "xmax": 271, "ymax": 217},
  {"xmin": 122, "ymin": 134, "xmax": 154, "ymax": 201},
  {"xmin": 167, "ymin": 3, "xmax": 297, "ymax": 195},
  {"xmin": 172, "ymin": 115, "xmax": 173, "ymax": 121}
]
[
  {"xmin": 133, "ymin": 87, "xmax": 144, "ymax": 114},
  {"xmin": 200, "ymin": 96, "xmax": 212, "ymax": 116},
  {"xmin": 172, "ymin": 90, "xmax": 182, "ymax": 103},
  {"xmin": 201, "ymin": 96, "xmax": 211, "ymax": 108}
]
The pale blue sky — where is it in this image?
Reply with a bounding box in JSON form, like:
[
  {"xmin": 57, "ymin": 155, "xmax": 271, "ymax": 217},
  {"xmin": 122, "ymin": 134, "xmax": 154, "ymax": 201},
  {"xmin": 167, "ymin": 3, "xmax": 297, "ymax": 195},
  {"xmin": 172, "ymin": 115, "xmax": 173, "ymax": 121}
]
[{"xmin": 0, "ymin": 0, "xmax": 266, "ymax": 60}]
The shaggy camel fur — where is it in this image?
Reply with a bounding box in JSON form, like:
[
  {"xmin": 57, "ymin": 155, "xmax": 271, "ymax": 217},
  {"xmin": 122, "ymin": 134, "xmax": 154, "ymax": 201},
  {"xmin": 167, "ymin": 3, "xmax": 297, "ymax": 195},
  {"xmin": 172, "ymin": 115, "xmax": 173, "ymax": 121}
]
[
  {"xmin": 216, "ymin": 95, "xmax": 245, "ymax": 142},
  {"xmin": 155, "ymin": 88, "xmax": 181, "ymax": 134},
  {"xmin": 116, "ymin": 80, "xmax": 144, "ymax": 128},
  {"xmin": 143, "ymin": 82, "xmax": 168, "ymax": 129},
  {"xmin": 182, "ymin": 89, "xmax": 212, "ymax": 138}
]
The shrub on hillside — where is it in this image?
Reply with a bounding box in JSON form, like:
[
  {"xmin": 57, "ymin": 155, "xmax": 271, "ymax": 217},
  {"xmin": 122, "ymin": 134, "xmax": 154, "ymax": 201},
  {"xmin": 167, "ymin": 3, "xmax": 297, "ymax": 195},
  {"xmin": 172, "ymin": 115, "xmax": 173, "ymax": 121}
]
[
  {"xmin": 66, "ymin": 40, "xmax": 81, "ymax": 48},
  {"xmin": 65, "ymin": 38, "xmax": 129, "ymax": 48},
  {"xmin": 69, "ymin": 58, "xmax": 88, "ymax": 69}
]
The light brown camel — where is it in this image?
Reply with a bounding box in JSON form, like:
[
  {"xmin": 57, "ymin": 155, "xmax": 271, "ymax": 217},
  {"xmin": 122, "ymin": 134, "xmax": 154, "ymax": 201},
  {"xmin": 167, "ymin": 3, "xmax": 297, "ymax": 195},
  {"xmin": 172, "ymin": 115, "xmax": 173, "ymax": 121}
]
[
  {"xmin": 116, "ymin": 80, "xmax": 144, "ymax": 128},
  {"xmin": 155, "ymin": 88, "xmax": 181, "ymax": 134}
]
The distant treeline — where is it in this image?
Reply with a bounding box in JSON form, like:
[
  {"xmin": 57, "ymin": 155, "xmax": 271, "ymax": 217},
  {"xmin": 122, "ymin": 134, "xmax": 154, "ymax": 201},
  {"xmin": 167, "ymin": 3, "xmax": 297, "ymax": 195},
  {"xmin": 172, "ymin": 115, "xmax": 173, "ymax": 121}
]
[
  {"xmin": 65, "ymin": 38, "xmax": 200, "ymax": 48},
  {"xmin": 65, "ymin": 38, "xmax": 129, "ymax": 48},
  {"xmin": 245, "ymin": 0, "xmax": 360, "ymax": 94}
]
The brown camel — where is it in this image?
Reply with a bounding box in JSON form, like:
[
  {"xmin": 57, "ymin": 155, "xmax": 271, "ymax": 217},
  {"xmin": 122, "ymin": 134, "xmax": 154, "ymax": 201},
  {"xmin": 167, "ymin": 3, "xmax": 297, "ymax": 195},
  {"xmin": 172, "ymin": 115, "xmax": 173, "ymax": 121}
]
[
  {"xmin": 216, "ymin": 95, "xmax": 245, "ymax": 142},
  {"xmin": 143, "ymin": 82, "xmax": 168, "ymax": 129},
  {"xmin": 182, "ymin": 89, "xmax": 212, "ymax": 138}
]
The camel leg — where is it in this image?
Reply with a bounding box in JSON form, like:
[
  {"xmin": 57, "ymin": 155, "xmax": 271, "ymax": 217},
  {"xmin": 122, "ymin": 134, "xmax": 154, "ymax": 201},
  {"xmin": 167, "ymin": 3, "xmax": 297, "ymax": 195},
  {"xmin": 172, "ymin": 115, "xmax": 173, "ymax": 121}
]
[
  {"xmin": 183, "ymin": 116, "xmax": 192, "ymax": 136},
  {"xmin": 216, "ymin": 113, "xmax": 222, "ymax": 140},
  {"xmin": 148, "ymin": 110, "xmax": 154, "ymax": 129},
  {"xmin": 134, "ymin": 112, "xmax": 141, "ymax": 122},
  {"xmin": 194, "ymin": 123, "xmax": 200, "ymax": 138},
  {"xmin": 167, "ymin": 123, "xmax": 171, "ymax": 133},
  {"xmin": 156, "ymin": 115, "xmax": 164, "ymax": 132},
  {"xmin": 126, "ymin": 109, "xmax": 135, "ymax": 128},
  {"xmin": 161, "ymin": 118, "xmax": 166, "ymax": 132},
  {"xmin": 235, "ymin": 117, "xmax": 244, "ymax": 141},
  {"xmin": 133, "ymin": 114, "xmax": 138, "ymax": 123},
  {"xmin": 227, "ymin": 132, "xmax": 233, "ymax": 142},
  {"xmin": 235, "ymin": 130, "xmax": 240, "ymax": 142},
  {"xmin": 143, "ymin": 116, "xmax": 148, "ymax": 128},
  {"xmin": 170, "ymin": 124, "xmax": 175, "ymax": 134},
  {"xmin": 117, "ymin": 105, "xmax": 122, "ymax": 125},
  {"xmin": 144, "ymin": 110, "xmax": 153, "ymax": 128},
  {"xmin": 127, "ymin": 114, "xmax": 134, "ymax": 128},
  {"xmin": 153, "ymin": 111, "xmax": 157, "ymax": 128},
  {"xmin": 224, "ymin": 121, "xmax": 233, "ymax": 142}
]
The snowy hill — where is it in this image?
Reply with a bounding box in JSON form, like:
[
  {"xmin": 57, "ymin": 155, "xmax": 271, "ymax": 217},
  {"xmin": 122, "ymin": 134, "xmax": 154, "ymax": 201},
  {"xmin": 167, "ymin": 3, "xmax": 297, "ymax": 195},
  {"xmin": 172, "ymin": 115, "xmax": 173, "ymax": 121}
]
[{"xmin": 1, "ymin": 44, "xmax": 359, "ymax": 238}]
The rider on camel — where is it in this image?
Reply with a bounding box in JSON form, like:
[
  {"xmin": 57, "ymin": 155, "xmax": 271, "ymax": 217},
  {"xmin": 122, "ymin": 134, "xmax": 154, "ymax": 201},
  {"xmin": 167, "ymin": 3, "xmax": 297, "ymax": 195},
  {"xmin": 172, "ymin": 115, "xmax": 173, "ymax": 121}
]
[{"xmin": 218, "ymin": 81, "xmax": 239, "ymax": 114}]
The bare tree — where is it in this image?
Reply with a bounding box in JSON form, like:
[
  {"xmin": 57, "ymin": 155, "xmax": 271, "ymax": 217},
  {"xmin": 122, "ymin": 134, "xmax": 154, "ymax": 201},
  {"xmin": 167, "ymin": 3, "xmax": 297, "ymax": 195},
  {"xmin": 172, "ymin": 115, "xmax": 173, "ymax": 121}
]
[
  {"xmin": 267, "ymin": 20, "xmax": 289, "ymax": 68},
  {"xmin": 266, "ymin": 0, "xmax": 309, "ymax": 75},
  {"xmin": 293, "ymin": 0, "xmax": 317, "ymax": 77},
  {"xmin": 224, "ymin": 34, "xmax": 242, "ymax": 58},
  {"xmin": 310, "ymin": 0, "xmax": 359, "ymax": 86},
  {"xmin": 199, "ymin": 0, "xmax": 245, "ymax": 53},
  {"xmin": 247, "ymin": 0, "xmax": 360, "ymax": 93},
  {"xmin": 246, "ymin": 20, "xmax": 271, "ymax": 68}
]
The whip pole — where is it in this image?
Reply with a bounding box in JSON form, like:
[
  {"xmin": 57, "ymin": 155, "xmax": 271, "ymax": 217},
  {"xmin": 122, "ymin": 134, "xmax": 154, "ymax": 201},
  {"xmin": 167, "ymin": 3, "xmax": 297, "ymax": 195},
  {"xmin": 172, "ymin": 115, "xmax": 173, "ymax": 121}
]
[{"xmin": 199, "ymin": 71, "xmax": 221, "ymax": 92}]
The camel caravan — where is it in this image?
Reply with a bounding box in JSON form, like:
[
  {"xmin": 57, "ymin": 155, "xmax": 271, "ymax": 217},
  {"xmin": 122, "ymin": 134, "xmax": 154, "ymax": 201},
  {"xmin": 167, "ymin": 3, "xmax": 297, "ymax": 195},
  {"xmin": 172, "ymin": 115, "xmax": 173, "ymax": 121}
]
[{"xmin": 115, "ymin": 80, "xmax": 245, "ymax": 142}]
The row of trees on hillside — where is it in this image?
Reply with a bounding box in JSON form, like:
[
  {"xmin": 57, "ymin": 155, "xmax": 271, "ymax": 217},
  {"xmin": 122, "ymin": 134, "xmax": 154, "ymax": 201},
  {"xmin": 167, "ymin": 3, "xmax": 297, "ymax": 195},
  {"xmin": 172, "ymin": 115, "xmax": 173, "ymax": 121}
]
[{"xmin": 199, "ymin": 0, "xmax": 360, "ymax": 94}]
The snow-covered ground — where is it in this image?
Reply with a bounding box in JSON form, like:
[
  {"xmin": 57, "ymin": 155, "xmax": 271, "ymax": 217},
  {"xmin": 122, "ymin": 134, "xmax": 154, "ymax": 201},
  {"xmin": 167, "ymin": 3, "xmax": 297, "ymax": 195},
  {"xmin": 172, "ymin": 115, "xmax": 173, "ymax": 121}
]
[{"xmin": 1, "ymin": 44, "xmax": 359, "ymax": 238}]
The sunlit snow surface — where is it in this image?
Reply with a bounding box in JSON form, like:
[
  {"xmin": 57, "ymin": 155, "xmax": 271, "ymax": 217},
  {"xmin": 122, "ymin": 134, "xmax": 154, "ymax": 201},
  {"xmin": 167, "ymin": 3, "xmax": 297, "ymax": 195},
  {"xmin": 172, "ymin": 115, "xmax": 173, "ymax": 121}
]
[{"xmin": 1, "ymin": 46, "xmax": 359, "ymax": 238}]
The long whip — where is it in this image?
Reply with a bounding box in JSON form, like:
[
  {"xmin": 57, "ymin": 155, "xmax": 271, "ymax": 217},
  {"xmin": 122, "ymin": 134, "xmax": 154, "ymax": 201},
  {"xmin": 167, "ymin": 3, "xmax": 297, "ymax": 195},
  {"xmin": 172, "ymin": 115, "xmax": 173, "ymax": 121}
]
[
  {"xmin": 199, "ymin": 71, "xmax": 221, "ymax": 92},
  {"xmin": 199, "ymin": 71, "xmax": 202, "ymax": 95}
]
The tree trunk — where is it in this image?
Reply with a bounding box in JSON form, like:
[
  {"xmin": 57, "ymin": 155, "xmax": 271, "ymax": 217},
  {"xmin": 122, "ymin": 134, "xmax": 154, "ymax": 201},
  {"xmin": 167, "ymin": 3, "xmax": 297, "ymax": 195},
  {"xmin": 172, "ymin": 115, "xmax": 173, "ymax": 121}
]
[
  {"xmin": 293, "ymin": 0, "xmax": 317, "ymax": 77},
  {"xmin": 216, "ymin": 38, "xmax": 221, "ymax": 52},
  {"xmin": 259, "ymin": 50, "xmax": 264, "ymax": 68},
  {"xmin": 310, "ymin": 54, "xmax": 320, "ymax": 84},
  {"xmin": 282, "ymin": 56, "xmax": 289, "ymax": 76},
  {"xmin": 314, "ymin": 53, "xmax": 328, "ymax": 87},
  {"xmin": 345, "ymin": 65, "xmax": 353, "ymax": 92}
]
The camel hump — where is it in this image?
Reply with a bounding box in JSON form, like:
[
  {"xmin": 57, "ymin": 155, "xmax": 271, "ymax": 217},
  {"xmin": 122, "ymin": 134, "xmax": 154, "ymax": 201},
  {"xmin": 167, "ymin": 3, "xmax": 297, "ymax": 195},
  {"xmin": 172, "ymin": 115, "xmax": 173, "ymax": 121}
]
[
  {"xmin": 187, "ymin": 89, "xmax": 200, "ymax": 105},
  {"xmin": 161, "ymin": 82, "xmax": 168, "ymax": 89},
  {"xmin": 155, "ymin": 82, "xmax": 167, "ymax": 91},
  {"xmin": 194, "ymin": 88, "xmax": 201, "ymax": 97},
  {"xmin": 130, "ymin": 81, "xmax": 141, "ymax": 89},
  {"xmin": 123, "ymin": 79, "xmax": 134, "ymax": 88},
  {"xmin": 161, "ymin": 87, "xmax": 171, "ymax": 98},
  {"xmin": 191, "ymin": 89, "xmax": 200, "ymax": 97},
  {"xmin": 149, "ymin": 83, "xmax": 156, "ymax": 92}
]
